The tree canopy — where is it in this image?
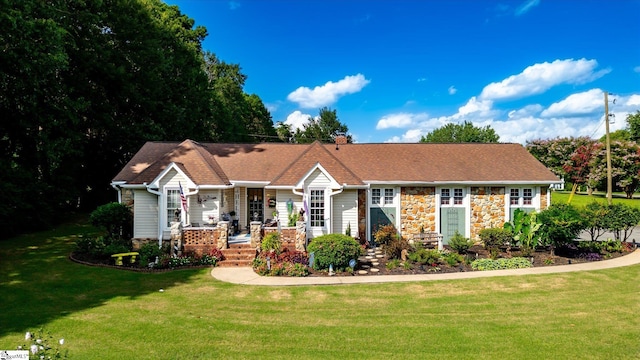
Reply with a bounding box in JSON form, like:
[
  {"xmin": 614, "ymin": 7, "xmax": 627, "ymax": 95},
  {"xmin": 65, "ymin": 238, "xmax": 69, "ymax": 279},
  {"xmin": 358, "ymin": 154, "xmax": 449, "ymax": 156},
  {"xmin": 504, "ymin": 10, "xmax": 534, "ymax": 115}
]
[
  {"xmin": 0, "ymin": 0, "xmax": 276, "ymax": 238},
  {"xmin": 419, "ymin": 121, "xmax": 499, "ymax": 143},
  {"xmin": 285, "ymin": 107, "xmax": 352, "ymax": 144}
]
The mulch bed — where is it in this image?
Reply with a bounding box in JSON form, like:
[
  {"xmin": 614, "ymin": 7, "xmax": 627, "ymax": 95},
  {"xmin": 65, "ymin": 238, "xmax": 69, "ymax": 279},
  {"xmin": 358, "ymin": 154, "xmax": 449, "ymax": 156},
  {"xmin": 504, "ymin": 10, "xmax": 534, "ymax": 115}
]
[{"xmin": 306, "ymin": 244, "xmax": 633, "ymax": 277}]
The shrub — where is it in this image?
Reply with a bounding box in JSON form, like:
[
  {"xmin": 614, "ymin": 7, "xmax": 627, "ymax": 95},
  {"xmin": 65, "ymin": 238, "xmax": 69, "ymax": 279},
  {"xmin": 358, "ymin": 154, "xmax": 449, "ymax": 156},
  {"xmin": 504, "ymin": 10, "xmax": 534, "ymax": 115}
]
[
  {"xmin": 386, "ymin": 258, "xmax": 401, "ymax": 270},
  {"xmin": 385, "ymin": 236, "xmax": 411, "ymax": 259},
  {"xmin": 503, "ymin": 209, "xmax": 542, "ymax": 255},
  {"xmin": 138, "ymin": 243, "xmax": 167, "ymax": 266},
  {"xmin": 373, "ymin": 224, "xmax": 398, "ymax": 246},
  {"xmin": 307, "ymin": 234, "xmax": 363, "ymax": 271},
  {"xmin": 89, "ymin": 202, "xmax": 133, "ymax": 240},
  {"xmin": 278, "ymin": 249, "xmax": 308, "ymax": 265},
  {"xmin": 601, "ymin": 203, "xmax": 640, "ymax": 241},
  {"xmin": 538, "ymin": 203, "xmax": 586, "ymax": 248},
  {"xmin": 471, "ymin": 257, "xmax": 533, "ymax": 271},
  {"xmin": 252, "ymin": 254, "xmax": 309, "ymax": 276},
  {"xmin": 74, "ymin": 235, "xmax": 106, "ymax": 259},
  {"xmin": 287, "ymin": 213, "xmax": 299, "ymax": 227},
  {"xmin": 261, "ymin": 232, "xmax": 282, "ymax": 255},
  {"xmin": 448, "ymin": 231, "xmax": 473, "ymax": 254},
  {"xmin": 408, "ymin": 248, "xmax": 441, "ymax": 266},
  {"xmin": 442, "ymin": 251, "xmax": 464, "ymax": 266},
  {"xmin": 478, "ymin": 227, "xmax": 512, "ymax": 250}
]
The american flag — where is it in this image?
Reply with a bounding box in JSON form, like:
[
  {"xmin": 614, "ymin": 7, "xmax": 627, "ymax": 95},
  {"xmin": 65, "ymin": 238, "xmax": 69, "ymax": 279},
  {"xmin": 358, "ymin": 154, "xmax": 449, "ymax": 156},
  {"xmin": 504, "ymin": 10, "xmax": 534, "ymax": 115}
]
[{"xmin": 179, "ymin": 182, "xmax": 188, "ymax": 212}]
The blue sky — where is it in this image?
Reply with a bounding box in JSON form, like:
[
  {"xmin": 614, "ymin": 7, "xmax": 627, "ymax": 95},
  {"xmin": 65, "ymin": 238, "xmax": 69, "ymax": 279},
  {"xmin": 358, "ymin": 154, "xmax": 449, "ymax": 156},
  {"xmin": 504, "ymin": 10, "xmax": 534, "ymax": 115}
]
[{"xmin": 166, "ymin": 0, "xmax": 640, "ymax": 144}]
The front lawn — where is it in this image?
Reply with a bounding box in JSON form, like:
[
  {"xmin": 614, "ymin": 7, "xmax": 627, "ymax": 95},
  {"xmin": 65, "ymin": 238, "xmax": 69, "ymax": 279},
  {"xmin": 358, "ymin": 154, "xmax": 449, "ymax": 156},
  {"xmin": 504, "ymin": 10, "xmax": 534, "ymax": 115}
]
[{"xmin": 0, "ymin": 218, "xmax": 639, "ymax": 359}]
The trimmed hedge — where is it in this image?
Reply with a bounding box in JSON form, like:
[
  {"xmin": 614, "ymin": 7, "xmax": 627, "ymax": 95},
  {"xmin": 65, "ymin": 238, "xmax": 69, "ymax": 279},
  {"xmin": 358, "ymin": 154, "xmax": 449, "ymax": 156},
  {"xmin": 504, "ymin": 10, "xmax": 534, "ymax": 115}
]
[{"xmin": 307, "ymin": 234, "xmax": 363, "ymax": 271}]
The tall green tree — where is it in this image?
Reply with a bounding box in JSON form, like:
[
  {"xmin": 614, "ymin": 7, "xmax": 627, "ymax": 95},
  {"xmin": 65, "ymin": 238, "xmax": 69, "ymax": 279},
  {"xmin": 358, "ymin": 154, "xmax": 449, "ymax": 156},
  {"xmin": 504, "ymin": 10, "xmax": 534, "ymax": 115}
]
[
  {"xmin": 420, "ymin": 121, "xmax": 499, "ymax": 143},
  {"xmin": 204, "ymin": 52, "xmax": 276, "ymax": 142},
  {"xmin": 626, "ymin": 111, "xmax": 640, "ymax": 142},
  {"xmin": 292, "ymin": 107, "xmax": 351, "ymax": 144}
]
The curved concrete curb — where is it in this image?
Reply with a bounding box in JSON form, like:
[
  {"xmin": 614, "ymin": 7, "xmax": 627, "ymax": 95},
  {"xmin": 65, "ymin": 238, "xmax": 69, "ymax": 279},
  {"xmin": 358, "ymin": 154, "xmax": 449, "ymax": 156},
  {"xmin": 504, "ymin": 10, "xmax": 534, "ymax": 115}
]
[{"xmin": 210, "ymin": 249, "xmax": 640, "ymax": 286}]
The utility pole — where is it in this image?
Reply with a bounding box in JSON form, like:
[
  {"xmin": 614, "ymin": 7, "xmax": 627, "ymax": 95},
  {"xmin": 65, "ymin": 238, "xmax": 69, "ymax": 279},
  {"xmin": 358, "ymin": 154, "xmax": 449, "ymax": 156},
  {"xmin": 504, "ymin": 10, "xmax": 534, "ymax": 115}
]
[{"xmin": 604, "ymin": 91, "xmax": 613, "ymax": 205}]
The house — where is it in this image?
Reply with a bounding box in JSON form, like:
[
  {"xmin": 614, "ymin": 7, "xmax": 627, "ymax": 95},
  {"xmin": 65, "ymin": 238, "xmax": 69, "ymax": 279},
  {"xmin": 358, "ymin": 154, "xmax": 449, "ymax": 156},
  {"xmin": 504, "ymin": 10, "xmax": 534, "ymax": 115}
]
[{"xmin": 111, "ymin": 139, "xmax": 560, "ymax": 250}]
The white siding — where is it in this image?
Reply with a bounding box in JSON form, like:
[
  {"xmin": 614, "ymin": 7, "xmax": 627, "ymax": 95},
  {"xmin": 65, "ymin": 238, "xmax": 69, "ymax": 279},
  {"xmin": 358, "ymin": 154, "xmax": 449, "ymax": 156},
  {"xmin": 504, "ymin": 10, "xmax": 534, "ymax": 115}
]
[
  {"xmin": 332, "ymin": 190, "xmax": 357, "ymax": 236},
  {"xmin": 191, "ymin": 190, "xmax": 218, "ymax": 226},
  {"xmin": 304, "ymin": 169, "xmax": 331, "ymax": 188},
  {"xmin": 133, "ymin": 190, "xmax": 158, "ymax": 239},
  {"xmin": 276, "ymin": 190, "xmax": 303, "ymax": 225}
]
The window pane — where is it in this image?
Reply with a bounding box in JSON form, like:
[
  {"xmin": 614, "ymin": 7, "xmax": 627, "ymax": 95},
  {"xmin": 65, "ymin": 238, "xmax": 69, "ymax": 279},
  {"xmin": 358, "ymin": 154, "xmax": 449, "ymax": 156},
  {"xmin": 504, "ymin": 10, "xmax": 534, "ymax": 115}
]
[
  {"xmin": 510, "ymin": 189, "xmax": 520, "ymax": 205},
  {"xmin": 372, "ymin": 189, "xmax": 381, "ymax": 205},
  {"xmin": 523, "ymin": 188, "xmax": 533, "ymax": 205},
  {"xmin": 454, "ymin": 188, "xmax": 463, "ymax": 205},
  {"xmin": 384, "ymin": 189, "xmax": 394, "ymax": 205},
  {"xmin": 441, "ymin": 189, "xmax": 450, "ymax": 205},
  {"xmin": 310, "ymin": 190, "xmax": 325, "ymax": 227},
  {"xmin": 167, "ymin": 189, "xmax": 180, "ymax": 226}
]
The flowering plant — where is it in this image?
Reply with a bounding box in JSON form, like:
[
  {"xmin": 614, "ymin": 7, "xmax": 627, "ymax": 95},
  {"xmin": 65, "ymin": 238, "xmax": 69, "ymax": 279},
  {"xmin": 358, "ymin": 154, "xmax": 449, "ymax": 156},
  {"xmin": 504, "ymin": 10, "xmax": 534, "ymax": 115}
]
[{"xmin": 18, "ymin": 329, "xmax": 67, "ymax": 359}]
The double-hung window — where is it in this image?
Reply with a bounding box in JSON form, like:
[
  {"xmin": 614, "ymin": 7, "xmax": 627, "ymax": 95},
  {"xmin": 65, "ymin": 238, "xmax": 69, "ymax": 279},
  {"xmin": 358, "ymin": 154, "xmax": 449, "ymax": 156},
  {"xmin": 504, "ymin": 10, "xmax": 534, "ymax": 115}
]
[
  {"xmin": 166, "ymin": 189, "xmax": 181, "ymax": 227},
  {"xmin": 309, "ymin": 189, "xmax": 325, "ymax": 227}
]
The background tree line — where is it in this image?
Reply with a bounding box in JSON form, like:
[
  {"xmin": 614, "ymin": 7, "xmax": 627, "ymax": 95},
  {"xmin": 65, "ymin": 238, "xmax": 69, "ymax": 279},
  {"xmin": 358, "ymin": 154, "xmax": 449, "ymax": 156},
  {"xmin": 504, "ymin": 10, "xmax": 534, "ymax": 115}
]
[
  {"xmin": 0, "ymin": 0, "xmax": 280, "ymax": 238},
  {"xmin": 1, "ymin": 0, "xmax": 354, "ymax": 239}
]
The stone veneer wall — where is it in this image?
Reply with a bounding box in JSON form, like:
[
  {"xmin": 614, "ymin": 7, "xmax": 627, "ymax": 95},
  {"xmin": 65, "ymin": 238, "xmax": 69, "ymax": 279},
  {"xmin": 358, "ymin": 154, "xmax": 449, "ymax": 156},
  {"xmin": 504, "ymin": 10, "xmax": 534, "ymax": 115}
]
[
  {"xmin": 357, "ymin": 189, "xmax": 367, "ymax": 242},
  {"xmin": 470, "ymin": 187, "xmax": 505, "ymax": 240},
  {"xmin": 400, "ymin": 187, "xmax": 436, "ymax": 239},
  {"xmin": 539, "ymin": 187, "xmax": 548, "ymax": 210}
]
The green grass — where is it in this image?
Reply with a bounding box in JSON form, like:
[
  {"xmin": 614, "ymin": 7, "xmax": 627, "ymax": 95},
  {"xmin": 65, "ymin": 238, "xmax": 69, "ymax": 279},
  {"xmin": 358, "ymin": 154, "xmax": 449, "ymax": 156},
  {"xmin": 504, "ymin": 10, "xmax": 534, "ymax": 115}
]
[
  {"xmin": 552, "ymin": 190, "xmax": 640, "ymax": 208},
  {"xmin": 1, "ymin": 215, "xmax": 639, "ymax": 359}
]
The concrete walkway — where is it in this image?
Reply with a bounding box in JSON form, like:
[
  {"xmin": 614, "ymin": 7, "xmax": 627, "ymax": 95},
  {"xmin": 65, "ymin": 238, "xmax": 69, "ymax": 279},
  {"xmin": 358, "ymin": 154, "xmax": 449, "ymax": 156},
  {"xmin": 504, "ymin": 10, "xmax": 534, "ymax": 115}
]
[{"xmin": 211, "ymin": 249, "xmax": 640, "ymax": 286}]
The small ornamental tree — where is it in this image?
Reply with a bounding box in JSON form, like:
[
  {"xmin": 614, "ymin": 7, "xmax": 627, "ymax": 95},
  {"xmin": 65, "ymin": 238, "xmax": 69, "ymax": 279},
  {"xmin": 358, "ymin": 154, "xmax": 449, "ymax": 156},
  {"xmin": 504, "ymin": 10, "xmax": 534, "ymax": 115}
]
[
  {"xmin": 601, "ymin": 203, "xmax": 640, "ymax": 242},
  {"xmin": 563, "ymin": 141, "xmax": 600, "ymax": 194},
  {"xmin": 583, "ymin": 202, "xmax": 609, "ymax": 241}
]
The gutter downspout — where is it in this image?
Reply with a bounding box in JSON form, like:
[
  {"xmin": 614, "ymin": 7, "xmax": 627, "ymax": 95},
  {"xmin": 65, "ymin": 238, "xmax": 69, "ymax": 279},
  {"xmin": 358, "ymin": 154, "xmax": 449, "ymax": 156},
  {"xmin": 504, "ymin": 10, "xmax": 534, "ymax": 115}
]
[
  {"xmin": 145, "ymin": 183, "xmax": 163, "ymax": 248},
  {"xmin": 110, "ymin": 182, "xmax": 124, "ymax": 203},
  {"xmin": 326, "ymin": 186, "xmax": 345, "ymax": 234}
]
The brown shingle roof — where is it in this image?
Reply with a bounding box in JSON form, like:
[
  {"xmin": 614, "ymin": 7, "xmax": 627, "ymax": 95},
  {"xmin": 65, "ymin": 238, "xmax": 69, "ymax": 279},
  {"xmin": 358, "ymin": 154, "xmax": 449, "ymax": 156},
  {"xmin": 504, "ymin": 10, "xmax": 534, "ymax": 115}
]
[{"xmin": 113, "ymin": 140, "xmax": 559, "ymax": 186}]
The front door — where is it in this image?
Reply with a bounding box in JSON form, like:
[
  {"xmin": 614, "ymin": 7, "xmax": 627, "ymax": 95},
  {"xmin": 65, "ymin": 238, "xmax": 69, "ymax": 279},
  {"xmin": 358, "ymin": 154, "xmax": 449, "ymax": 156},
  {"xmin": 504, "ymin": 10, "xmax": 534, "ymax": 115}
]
[
  {"xmin": 370, "ymin": 207, "xmax": 396, "ymax": 243},
  {"xmin": 441, "ymin": 207, "xmax": 465, "ymax": 245},
  {"xmin": 247, "ymin": 188, "xmax": 263, "ymax": 223}
]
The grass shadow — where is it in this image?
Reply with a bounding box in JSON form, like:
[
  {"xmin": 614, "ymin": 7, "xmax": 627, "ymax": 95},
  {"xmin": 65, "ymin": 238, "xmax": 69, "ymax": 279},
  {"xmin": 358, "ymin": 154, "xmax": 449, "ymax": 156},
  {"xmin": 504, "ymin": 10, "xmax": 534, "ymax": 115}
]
[{"xmin": 0, "ymin": 217, "xmax": 204, "ymax": 337}]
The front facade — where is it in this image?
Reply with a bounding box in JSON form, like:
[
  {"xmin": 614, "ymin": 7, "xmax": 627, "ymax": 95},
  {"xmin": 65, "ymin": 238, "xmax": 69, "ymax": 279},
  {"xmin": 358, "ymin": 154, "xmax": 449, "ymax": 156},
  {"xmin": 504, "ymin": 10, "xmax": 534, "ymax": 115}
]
[{"xmin": 111, "ymin": 140, "xmax": 560, "ymax": 247}]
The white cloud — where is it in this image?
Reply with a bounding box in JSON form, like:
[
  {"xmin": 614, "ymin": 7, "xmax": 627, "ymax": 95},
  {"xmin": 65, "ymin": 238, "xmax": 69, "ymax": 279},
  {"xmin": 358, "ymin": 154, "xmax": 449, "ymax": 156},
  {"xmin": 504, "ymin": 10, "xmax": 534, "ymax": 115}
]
[
  {"xmin": 508, "ymin": 104, "xmax": 544, "ymax": 119},
  {"xmin": 457, "ymin": 97, "xmax": 495, "ymax": 117},
  {"xmin": 479, "ymin": 59, "xmax": 610, "ymax": 101},
  {"xmin": 448, "ymin": 86, "xmax": 457, "ymax": 95},
  {"xmin": 627, "ymin": 94, "xmax": 640, "ymax": 106},
  {"xmin": 287, "ymin": 74, "xmax": 371, "ymax": 108},
  {"xmin": 283, "ymin": 110, "xmax": 311, "ymax": 131},
  {"xmin": 541, "ymin": 89, "xmax": 603, "ymax": 117},
  {"xmin": 515, "ymin": 0, "xmax": 540, "ymax": 16},
  {"xmin": 417, "ymin": 77, "xmax": 427, "ymax": 82},
  {"xmin": 376, "ymin": 112, "xmax": 429, "ymax": 130},
  {"xmin": 228, "ymin": 1, "xmax": 241, "ymax": 10},
  {"xmin": 634, "ymin": 66, "xmax": 640, "ymax": 73}
]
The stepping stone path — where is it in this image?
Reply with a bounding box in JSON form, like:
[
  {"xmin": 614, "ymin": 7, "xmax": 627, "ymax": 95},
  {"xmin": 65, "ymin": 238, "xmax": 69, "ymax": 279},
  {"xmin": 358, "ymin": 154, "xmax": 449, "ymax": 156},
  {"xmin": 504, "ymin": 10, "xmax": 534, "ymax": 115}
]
[{"xmin": 357, "ymin": 247, "xmax": 384, "ymax": 275}]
